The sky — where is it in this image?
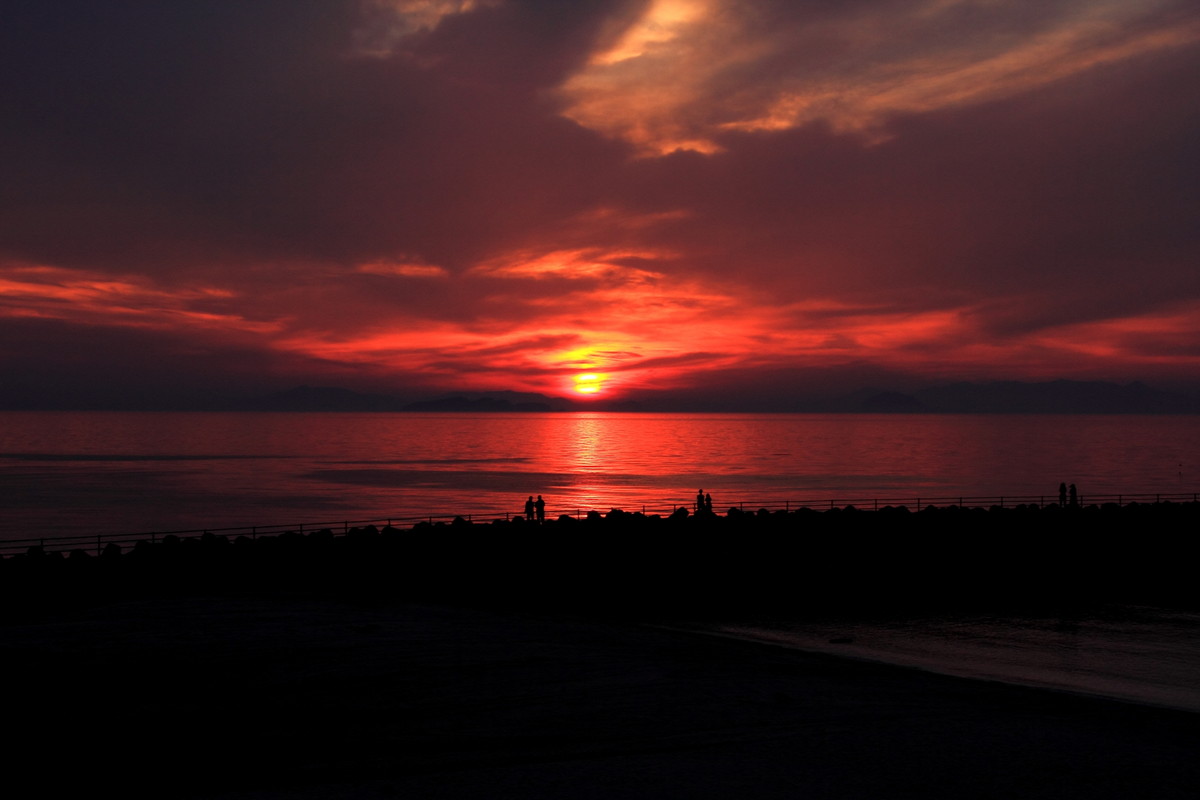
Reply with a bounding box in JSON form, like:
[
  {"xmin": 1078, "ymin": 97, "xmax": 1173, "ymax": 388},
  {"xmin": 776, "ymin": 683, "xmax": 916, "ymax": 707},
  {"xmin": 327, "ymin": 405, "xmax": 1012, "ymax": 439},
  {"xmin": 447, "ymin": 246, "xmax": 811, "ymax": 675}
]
[{"xmin": 2, "ymin": 0, "xmax": 1199, "ymax": 409}]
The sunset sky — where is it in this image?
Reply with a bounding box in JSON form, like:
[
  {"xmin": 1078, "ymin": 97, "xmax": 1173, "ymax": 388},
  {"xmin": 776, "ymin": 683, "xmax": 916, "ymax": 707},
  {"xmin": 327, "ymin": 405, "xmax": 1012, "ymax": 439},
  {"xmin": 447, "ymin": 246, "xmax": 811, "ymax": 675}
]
[{"xmin": 3, "ymin": 0, "xmax": 1199, "ymax": 408}]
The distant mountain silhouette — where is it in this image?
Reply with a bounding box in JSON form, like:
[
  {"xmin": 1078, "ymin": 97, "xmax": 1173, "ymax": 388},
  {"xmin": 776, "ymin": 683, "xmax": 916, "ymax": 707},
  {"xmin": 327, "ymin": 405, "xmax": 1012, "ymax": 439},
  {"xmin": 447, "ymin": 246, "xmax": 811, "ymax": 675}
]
[
  {"xmin": 246, "ymin": 385, "xmax": 408, "ymax": 412},
  {"xmin": 244, "ymin": 386, "xmax": 577, "ymax": 412},
  {"xmin": 913, "ymin": 380, "xmax": 1199, "ymax": 413},
  {"xmin": 404, "ymin": 395, "xmax": 553, "ymax": 412},
  {"xmin": 238, "ymin": 380, "xmax": 1199, "ymax": 414},
  {"xmin": 836, "ymin": 389, "xmax": 928, "ymax": 413},
  {"xmin": 405, "ymin": 390, "xmax": 577, "ymax": 412},
  {"xmin": 825, "ymin": 380, "xmax": 1200, "ymax": 414}
]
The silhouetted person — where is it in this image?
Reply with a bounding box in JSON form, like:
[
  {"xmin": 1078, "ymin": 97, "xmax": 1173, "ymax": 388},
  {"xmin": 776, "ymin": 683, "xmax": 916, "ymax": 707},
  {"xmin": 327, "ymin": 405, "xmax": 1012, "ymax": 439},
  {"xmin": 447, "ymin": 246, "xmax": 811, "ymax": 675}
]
[
  {"xmin": 1059, "ymin": 482, "xmax": 1067, "ymax": 507},
  {"xmin": 704, "ymin": 492, "xmax": 713, "ymax": 514},
  {"xmin": 524, "ymin": 496, "xmax": 535, "ymax": 520},
  {"xmin": 535, "ymin": 495, "xmax": 545, "ymax": 522},
  {"xmin": 1069, "ymin": 483, "xmax": 1078, "ymax": 507},
  {"xmin": 696, "ymin": 489, "xmax": 704, "ymax": 513}
]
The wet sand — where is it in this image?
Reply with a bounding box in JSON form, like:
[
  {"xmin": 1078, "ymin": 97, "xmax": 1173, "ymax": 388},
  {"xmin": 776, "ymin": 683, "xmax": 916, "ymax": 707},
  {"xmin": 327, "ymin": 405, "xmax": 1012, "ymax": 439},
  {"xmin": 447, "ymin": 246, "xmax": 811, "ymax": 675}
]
[{"xmin": 5, "ymin": 594, "xmax": 1199, "ymax": 799}]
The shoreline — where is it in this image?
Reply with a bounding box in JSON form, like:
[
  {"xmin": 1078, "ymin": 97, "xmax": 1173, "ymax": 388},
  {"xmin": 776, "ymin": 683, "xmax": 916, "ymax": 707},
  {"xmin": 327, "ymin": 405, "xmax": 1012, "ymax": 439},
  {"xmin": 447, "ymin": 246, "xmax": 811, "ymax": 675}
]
[
  {"xmin": 683, "ymin": 619, "xmax": 1200, "ymax": 715},
  {"xmin": 6, "ymin": 594, "xmax": 1199, "ymax": 798}
]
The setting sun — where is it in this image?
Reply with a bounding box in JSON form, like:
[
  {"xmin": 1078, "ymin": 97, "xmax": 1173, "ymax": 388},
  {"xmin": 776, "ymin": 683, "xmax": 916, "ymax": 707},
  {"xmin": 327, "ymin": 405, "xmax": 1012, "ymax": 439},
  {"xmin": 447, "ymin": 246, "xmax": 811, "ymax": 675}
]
[{"xmin": 573, "ymin": 373, "xmax": 605, "ymax": 394}]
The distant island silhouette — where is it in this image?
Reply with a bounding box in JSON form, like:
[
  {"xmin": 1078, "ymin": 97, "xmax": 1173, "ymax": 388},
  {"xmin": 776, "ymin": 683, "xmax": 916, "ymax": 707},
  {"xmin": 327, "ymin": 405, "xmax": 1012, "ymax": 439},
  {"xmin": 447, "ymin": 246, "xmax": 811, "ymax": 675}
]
[
  {"xmin": 243, "ymin": 385, "xmax": 639, "ymax": 412},
  {"xmin": 226, "ymin": 380, "xmax": 1200, "ymax": 414},
  {"xmin": 4, "ymin": 379, "xmax": 1199, "ymax": 413}
]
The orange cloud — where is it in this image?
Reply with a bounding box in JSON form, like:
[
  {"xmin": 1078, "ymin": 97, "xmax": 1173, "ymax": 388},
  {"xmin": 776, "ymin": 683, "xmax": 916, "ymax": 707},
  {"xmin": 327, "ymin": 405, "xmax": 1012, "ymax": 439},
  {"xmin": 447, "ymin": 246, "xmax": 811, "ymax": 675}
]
[
  {"xmin": 271, "ymin": 242, "xmax": 744, "ymax": 395},
  {"xmin": 468, "ymin": 247, "xmax": 669, "ymax": 282},
  {"xmin": 264, "ymin": 238, "xmax": 992, "ymax": 398},
  {"xmin": 351, "ymin": 0, "xmax": 502, "ymax": 57},
  {"xmin": 355, "ymin": 260, "xmax": 450, "ymax": 278},
  {"xmin": 559, "ymin": 0, "xmax": 1200, "ymax": 154},
  {"xmin": 0, "ymin": 263, "xmax": 277, "ymax": 335},
  {"xmin": 1029, "ymin": 301, "xmax": 1200, "ymax": 366}
]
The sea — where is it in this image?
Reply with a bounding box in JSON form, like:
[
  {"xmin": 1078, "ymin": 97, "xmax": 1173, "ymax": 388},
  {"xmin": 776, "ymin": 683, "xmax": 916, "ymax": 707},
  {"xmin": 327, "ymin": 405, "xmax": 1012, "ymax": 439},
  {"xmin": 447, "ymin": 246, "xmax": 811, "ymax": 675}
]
[{"xmin": 3, "ymin": 411, "xmax": 1199, "ymax": 712}]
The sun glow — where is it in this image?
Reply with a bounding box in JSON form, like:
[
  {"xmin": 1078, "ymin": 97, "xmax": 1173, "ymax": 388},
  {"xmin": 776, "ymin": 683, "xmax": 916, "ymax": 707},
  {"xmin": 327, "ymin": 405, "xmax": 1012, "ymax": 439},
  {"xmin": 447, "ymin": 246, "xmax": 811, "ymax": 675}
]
[{"xmin": 573, "ymin": 373, "xmax": 605, "ymax": 394}]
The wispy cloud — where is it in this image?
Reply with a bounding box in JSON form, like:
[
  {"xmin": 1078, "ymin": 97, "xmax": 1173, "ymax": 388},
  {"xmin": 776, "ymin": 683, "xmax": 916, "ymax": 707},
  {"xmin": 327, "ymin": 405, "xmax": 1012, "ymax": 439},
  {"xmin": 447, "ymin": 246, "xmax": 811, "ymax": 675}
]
[
  {"xmin": 560, "ymin": 0, "xmax": 1200, "ymax": 153},
  {"xmin": 355, "ymin": 260, "xmax": 450, "ymax": 278},
  {"xmin": 0, "ymin": 264, "xmax": 278, "ymax": 335},
  {"xmin": 351, "ymin": 0, "xmax": 502, "ymax": 57}
]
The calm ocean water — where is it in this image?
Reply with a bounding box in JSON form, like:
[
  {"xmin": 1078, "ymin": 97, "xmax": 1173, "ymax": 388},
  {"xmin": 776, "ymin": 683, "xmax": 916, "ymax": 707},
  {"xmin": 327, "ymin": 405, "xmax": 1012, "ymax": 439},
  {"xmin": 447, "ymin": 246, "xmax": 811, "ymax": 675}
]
[
  {"xmin": 3, "ymin": 411, "xmax": 1198, "ymax": 712},
  {"xmin": 1, "ymin": 411, "xmax": 1197, "ymax": 540}
]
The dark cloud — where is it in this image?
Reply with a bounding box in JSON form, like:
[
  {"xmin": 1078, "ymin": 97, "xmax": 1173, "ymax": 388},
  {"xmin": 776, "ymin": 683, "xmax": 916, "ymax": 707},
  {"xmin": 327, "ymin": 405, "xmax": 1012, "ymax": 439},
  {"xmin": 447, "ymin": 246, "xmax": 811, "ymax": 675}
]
[
  {"xmin": 0, "ymin": 0, "xmax": 626, "ymax": 275},
  {"xmin": 0, "ymin": 317, "xmax": 335, "ymax": 409}
]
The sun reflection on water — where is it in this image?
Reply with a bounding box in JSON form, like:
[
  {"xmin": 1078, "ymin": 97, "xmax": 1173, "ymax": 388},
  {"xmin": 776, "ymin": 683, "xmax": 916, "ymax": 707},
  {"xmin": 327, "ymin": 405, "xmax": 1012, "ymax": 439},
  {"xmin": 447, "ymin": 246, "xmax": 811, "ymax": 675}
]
[{"xmin": 565, "ymin": 414, "xmax": 605, "ymax": 471}]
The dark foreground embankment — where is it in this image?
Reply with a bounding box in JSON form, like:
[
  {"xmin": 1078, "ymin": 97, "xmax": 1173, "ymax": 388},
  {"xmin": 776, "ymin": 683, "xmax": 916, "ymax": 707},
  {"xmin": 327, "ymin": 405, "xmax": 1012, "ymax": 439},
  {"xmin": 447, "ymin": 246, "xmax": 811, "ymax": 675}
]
[
  {"xmin": 4, "ymin": 501, "xmax": 1197, "ymax": 618},
  {"xmin": 4, "ymin": 503, "xmax": 1200, "ymax": 798}
]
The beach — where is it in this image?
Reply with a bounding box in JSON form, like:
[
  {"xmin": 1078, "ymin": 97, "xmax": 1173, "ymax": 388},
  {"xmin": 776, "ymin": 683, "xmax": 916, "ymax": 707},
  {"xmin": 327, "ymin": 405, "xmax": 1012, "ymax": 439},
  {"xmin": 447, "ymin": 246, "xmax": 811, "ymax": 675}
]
[{"xmin": 6, "ymin": 592, "xmax": 1200, "ymax": 799}]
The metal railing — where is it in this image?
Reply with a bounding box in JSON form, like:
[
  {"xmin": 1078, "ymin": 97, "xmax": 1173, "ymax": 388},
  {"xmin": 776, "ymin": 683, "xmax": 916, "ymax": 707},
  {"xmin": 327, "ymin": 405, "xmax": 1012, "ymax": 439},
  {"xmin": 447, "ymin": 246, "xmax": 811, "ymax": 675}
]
[{"xmin": 3, "ymin": 491, "xmax": 1196, "ymax": 558}]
